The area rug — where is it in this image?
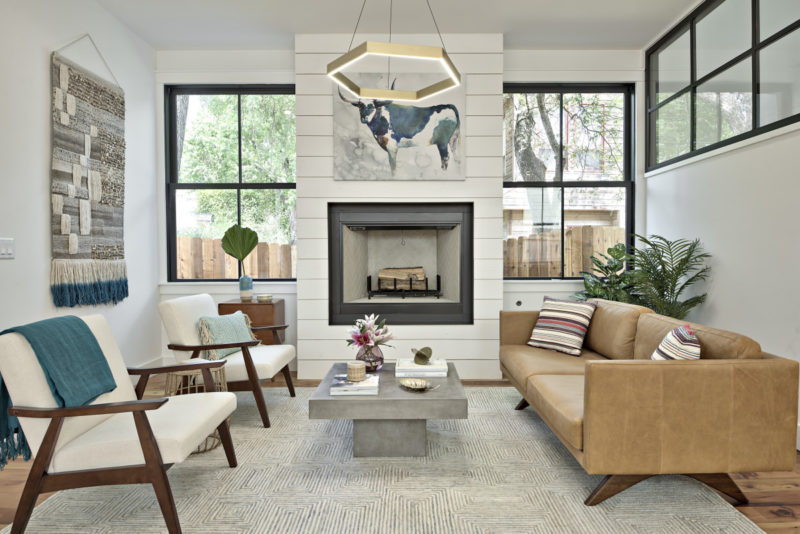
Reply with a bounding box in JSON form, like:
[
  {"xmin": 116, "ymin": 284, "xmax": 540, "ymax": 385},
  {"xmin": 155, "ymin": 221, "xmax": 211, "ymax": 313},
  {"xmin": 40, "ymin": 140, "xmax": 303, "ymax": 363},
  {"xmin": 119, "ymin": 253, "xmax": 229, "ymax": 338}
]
[{"xmin": 4, "ymin": 387, "xmax": 762, "ymax": 533}]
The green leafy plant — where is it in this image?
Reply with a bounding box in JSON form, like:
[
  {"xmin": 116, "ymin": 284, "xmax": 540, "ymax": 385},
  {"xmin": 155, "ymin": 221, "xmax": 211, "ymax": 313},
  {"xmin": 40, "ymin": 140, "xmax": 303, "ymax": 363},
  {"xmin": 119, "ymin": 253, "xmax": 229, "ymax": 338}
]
[
  {"xmin": 630, "ymin": 234, "xmax": 711, "ymax": 319},
  {"xmin": 221, "ymin": 224, "xmax": 259, "ymax": 276},
  {"xmin": 574, "ymin": 243, "xmax": 635, "ymax": 303}
]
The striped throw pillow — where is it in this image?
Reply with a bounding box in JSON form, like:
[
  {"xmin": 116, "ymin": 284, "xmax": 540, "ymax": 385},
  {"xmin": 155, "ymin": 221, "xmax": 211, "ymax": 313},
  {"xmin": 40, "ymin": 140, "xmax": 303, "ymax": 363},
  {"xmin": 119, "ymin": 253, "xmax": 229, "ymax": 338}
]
[
  {"xmin": 651, "ymin": 324, "xmax": 701, "ymax": 360},
  {"xmin": 527, "ymin": 297, "xmax": 597, "ymax": 356}
]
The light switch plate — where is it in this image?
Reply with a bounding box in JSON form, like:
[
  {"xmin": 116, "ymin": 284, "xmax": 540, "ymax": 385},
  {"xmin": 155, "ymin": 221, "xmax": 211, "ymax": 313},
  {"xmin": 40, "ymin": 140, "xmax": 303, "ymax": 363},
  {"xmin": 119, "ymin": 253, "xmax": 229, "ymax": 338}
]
[{"xmin": 0, "ymin": 238, "xmax": 15, "ymax": 259}]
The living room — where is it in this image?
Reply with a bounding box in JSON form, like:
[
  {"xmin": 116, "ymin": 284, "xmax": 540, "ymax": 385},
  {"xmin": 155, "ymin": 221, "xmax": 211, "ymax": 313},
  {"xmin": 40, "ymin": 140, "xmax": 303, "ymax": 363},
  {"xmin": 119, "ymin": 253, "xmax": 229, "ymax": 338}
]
[{"xmin": 0, "ymin": 0, "xmax": 798, "ymax": 532}]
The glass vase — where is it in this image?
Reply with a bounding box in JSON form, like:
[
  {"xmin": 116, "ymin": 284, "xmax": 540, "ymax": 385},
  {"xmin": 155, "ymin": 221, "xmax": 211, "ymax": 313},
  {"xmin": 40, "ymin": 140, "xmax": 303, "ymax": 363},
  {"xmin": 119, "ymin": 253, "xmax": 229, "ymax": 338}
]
[{"xmin": 356, "ymin": 345, "xmax": 384, "ymax": 372}]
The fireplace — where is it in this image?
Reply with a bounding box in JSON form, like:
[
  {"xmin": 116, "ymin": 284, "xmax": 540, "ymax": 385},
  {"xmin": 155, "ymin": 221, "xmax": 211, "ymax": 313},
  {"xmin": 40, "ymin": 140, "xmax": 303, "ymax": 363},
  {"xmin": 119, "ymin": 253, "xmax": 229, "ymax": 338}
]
[{"xmin": 328, "ymin": 203, "xmax": 473, "ymax": 325}]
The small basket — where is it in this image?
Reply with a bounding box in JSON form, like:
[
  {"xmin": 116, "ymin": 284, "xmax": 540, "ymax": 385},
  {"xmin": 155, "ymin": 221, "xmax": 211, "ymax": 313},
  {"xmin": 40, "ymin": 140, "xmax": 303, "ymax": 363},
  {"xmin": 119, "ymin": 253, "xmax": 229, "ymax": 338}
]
[{"xmin": 165, "ymin": 365, "xmax": 228, "ymax": 454}]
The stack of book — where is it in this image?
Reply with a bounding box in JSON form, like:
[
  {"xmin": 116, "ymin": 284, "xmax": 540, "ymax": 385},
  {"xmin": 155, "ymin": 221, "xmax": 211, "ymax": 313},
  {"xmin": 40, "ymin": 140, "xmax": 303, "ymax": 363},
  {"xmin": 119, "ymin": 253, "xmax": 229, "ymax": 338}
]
[
  {"xmin": 395, "ymin": 359, "xmax": 448, "ymax": 378},
  {"xmin": 329, "ymin": 374, "xmax": 379, "ymax": 396}
]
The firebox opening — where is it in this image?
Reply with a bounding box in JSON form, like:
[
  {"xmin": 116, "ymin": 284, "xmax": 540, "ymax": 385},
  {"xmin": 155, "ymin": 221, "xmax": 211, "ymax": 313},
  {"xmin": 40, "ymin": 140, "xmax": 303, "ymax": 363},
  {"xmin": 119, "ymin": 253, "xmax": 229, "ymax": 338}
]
[{"xmin": 329, "ymin": 203, "xmax": 473, "ymax": 325}]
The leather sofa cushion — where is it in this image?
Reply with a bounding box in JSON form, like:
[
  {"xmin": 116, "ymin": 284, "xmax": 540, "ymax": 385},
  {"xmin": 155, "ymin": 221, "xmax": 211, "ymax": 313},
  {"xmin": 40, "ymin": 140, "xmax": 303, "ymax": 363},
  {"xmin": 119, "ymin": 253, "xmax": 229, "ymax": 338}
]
[
  {"xmin": 500, "ymin": 345, "xmax": 606, "ymax": 397},
  {"xmin": 634, "ymin": 313, "xmax": 762, "ymax": 360},
  {"xmin": 527, "ymin": 374, "xmax": 585, "ymax": 450},
  {"xmin": 585, "ymin": 299, "xmax": 653, "ymax": 360}
]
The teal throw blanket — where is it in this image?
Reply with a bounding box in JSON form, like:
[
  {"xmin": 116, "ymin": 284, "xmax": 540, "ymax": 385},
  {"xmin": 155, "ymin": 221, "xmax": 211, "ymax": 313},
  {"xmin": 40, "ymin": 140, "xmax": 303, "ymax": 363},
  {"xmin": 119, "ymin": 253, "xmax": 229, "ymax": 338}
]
[{"xmin": 0, "ymin": 316, "xmax": 117, "ymax": 469}]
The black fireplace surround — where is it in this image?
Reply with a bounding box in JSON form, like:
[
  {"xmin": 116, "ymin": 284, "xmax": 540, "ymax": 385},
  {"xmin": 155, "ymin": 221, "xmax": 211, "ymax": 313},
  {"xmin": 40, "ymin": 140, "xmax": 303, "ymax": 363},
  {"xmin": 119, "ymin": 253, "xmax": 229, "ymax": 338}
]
[{"xmin": 328, "ymin": 203, "xmax": 474, "ymax": 325}]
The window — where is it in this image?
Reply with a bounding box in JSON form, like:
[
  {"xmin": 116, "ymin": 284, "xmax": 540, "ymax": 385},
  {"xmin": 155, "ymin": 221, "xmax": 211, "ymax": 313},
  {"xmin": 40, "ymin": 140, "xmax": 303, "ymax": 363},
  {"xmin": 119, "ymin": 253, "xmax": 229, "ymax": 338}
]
[
  {"xmin": 165, "ymin": 85, "xmax": 296, "ymax": 281},
  {"xmin": 503, "ymin": 84, "xmax": 634, "ymax": 279},
  {"xmin": 646, "ymin": 0, "xmax": 800, "ymax": 170}
]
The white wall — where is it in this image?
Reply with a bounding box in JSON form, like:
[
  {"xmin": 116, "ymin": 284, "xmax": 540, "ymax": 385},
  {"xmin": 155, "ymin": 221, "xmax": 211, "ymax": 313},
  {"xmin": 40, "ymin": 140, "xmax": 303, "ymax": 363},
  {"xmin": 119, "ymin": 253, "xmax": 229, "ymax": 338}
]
[
  {"xmin": 295, "ymin": 33, "xmax": 504, "ymax": 379},
  {"xmin": 0, "ymin": 0, "xmax": 159, "ymax": 366},
  {"xmin": 646, "ymin": 127, "xmax": 800, "ymax": 362},
  {"xmin": 502, "ymin": 49, "xmax": 647, "ymax": 311}
]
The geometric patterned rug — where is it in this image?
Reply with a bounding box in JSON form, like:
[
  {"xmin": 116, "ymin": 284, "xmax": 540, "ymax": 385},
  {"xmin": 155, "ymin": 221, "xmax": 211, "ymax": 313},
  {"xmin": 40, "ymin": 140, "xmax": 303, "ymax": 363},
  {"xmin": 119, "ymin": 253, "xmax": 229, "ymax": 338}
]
[{"xmin": 2, "ymin": 388, "xmax": 763, "ymax": 533}]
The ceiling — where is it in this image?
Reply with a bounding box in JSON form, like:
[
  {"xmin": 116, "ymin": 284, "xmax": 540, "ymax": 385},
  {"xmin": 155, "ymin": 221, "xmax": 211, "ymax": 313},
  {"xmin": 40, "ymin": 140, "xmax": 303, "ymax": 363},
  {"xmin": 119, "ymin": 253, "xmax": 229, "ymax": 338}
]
[{"xmin": 96, "ymin": 0, "xmax": 698, "ymax": 50}]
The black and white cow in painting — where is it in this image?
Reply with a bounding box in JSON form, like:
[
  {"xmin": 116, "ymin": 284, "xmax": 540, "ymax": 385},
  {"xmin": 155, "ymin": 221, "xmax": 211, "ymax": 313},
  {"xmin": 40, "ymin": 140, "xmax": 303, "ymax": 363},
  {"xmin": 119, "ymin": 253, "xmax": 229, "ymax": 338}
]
[{"xmin": 339, "ymin": 89, "xmax": 460, "ymax": 174}]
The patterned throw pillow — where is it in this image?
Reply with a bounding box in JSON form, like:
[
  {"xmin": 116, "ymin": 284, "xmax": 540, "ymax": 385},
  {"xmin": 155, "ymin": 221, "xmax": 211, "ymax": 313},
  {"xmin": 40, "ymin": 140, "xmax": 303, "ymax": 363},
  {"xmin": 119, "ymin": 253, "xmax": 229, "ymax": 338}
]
[
  {"xmin": 651, "ymin": 324, "xmax": 701, "ymax": 360},
  {"xmin": 198, "ymin": 311, "xmax": 257, "ymax": 359},
  {"xmin": 527, "ymin": 297, "xmax": 597, "ymax": 356}
]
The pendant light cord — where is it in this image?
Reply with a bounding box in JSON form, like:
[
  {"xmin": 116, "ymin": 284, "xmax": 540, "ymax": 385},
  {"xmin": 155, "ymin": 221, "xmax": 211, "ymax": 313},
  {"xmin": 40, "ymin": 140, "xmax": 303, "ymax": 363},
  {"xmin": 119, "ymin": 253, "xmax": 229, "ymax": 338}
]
[
  {"xmin": 347, "ymin": 0, "xmax": 369, "ymax": 51},
  {"xmin": 426, "ymin": 0, "xmax": 447, "ymax": 50},
  {"xmin": 387, "ymin": 0, "xmax": 393, "ymax": 89}
]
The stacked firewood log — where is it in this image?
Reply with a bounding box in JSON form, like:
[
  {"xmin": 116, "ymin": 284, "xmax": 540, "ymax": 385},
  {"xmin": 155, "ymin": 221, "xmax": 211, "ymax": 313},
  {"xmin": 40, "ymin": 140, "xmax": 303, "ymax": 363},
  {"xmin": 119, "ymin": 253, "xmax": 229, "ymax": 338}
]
[{"xmin": 377, "ymin": 266, "xmax": 427, "ymax": 290}]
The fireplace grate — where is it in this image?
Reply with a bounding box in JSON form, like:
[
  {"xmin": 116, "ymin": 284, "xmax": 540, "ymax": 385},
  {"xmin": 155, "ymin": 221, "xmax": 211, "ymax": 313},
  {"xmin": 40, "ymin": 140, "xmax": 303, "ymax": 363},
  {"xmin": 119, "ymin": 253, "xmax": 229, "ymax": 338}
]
[{"xmin": 367, "ymin": 275, "xmax": 441, "ymax": 299}]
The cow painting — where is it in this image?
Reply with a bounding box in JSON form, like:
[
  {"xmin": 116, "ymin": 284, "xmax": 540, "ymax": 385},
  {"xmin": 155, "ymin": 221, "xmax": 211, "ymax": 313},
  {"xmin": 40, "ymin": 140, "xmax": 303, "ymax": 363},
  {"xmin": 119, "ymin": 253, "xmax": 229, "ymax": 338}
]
[{"xmin": 338, "ymin": 89, "xmax": 461, "ymax": 176}]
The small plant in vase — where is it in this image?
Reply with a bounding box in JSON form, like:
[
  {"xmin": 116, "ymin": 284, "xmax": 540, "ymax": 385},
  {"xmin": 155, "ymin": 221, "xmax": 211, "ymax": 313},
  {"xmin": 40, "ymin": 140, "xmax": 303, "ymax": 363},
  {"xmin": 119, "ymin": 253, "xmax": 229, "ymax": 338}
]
[
  {"xmin": 221, "ymin": 224, "xmax": 259, "ymax": 301},
  {"xmin": 346, "ymin": 314, "xmax": 393, "ymax": 372}
]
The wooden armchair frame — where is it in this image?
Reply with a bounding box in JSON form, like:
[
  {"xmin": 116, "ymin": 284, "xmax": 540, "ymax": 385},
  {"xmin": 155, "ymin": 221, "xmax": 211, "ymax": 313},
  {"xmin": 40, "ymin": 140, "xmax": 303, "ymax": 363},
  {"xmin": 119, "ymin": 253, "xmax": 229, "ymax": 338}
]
[
  {"xmin": 8, "ymin": 359, "xmax": 236, "ymax": 534},
  {"xmin": 166, "ymin": 324, "xmax": 295, "ymax": 428}
]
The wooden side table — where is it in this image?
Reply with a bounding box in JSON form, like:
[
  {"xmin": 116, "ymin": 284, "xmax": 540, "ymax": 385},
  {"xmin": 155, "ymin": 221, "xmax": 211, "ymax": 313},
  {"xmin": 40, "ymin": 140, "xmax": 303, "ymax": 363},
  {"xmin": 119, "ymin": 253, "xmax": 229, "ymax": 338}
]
[{"xmin": 218, "ymin": 298, "xmax": 286, "ymax": 345}]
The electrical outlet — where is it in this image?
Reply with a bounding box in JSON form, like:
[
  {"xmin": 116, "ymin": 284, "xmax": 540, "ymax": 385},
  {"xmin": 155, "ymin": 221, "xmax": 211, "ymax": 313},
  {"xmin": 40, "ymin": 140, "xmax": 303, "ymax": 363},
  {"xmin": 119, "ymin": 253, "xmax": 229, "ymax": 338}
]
[{"xmin": 0, "ymin": 238, "xmax": 15, "ymax": 259}]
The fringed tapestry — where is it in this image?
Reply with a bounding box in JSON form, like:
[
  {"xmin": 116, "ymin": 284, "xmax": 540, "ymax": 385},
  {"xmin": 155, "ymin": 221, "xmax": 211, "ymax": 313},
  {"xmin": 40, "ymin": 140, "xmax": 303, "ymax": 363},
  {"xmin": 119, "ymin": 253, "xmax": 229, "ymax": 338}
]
[{"xmin": 50, "ymin": 52, "xmax": 127, "ymax": 307}]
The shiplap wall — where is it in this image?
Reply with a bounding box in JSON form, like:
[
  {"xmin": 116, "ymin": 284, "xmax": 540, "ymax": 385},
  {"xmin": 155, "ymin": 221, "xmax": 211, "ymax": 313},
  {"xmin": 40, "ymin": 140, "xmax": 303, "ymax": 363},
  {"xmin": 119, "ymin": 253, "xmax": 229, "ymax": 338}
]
[{"xmin": 294, "ymin": 33, "xmax": 504, "ymax": 379}]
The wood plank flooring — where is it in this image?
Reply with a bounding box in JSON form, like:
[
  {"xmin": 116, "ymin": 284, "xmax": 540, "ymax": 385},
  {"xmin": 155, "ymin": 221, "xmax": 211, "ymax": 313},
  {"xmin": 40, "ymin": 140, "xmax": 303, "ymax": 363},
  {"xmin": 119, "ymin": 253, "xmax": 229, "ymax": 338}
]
[{"xmin": 1, "ymin": 374, "xmax": 798, "ymax": 532}]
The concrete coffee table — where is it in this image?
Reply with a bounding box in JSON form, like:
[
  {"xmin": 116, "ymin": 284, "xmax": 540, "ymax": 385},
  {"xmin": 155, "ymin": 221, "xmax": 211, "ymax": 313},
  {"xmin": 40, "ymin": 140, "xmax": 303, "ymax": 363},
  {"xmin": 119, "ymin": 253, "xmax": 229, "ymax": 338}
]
[{"xmin": 309, "ymin": 362, "xmax": 468, "ymax": 457}]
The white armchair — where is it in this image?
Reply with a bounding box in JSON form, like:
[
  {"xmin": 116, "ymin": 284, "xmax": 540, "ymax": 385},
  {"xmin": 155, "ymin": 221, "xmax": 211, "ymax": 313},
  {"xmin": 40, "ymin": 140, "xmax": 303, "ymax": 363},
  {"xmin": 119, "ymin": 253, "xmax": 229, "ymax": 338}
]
[
  {"xmin": 158, "ymin": 294, "xmax": 296, "ymax": 428},
  {"xmin": 0, "ymin": 314, "xmax": 237, "ymax": 534}
]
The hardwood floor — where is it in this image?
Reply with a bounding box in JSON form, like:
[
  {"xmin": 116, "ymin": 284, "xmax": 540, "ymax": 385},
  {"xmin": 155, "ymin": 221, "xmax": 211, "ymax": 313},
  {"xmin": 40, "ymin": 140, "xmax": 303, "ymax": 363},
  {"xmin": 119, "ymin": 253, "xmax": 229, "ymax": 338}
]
[{"xmin": 1, "ymin": 374, "xmax": 798, "ymax": 532}]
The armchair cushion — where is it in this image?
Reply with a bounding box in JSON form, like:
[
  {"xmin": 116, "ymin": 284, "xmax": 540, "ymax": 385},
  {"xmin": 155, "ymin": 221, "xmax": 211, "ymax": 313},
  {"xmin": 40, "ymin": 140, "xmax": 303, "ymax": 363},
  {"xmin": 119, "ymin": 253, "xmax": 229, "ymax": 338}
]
[
  {"xmin": 49, "ymin": 391, "xmax": 236, "ymax": 473},
  {"xmin": 198, "ymin": 311, "xmax": 257, "ymax": 359},
  {"xmin": 222, "ymin": 344, "xmax": 296, "ymax": 382}
]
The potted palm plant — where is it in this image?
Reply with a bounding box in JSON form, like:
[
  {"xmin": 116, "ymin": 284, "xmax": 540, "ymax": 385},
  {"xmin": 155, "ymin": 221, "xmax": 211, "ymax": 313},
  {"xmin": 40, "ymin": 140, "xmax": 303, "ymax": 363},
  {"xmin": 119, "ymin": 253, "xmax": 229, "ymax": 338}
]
[{"xmin": 221, "ymin": 224, "xmax": 259, "ymax": 301}]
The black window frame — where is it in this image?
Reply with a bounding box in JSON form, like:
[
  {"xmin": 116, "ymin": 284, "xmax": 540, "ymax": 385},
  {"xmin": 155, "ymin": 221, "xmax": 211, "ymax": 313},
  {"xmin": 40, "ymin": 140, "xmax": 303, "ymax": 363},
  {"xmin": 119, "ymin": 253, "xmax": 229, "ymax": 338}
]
[
  {"xmin": 646, "ymin": 0, "xmax": 800, "ymax": 171},
  {"xmin": 502, "ymin": 83, "xmax": 635, "ymax": 281},
  {"xmin": 164, "ymin": 84, "xmax": 297, "ymax": 282}
]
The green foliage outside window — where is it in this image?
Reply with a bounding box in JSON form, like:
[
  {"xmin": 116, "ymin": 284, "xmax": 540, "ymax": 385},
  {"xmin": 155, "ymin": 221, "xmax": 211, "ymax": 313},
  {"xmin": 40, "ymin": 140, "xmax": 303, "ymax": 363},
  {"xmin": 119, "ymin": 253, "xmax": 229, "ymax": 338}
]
[{"xmin": 177, "ymin": 93, "xmax": 296, "ymax": 244}]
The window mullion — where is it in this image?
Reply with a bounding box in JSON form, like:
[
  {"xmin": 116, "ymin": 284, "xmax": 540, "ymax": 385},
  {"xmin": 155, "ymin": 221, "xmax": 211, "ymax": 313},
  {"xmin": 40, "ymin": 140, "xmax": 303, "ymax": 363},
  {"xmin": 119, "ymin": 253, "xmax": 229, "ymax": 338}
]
[
  {"xmin": 237, "ymin": 93, "xmax": 243, "ymax": 279},
  {"xmin": 752, "ymin": 0, "xmax": 760, "ymax": 130}
]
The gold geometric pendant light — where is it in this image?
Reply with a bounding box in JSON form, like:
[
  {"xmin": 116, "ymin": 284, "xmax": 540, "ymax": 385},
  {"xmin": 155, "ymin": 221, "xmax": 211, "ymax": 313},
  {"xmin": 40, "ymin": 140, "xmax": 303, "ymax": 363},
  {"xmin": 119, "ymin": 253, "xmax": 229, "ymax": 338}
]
[{"xmin": 327, "ymin": 0, "xmax": 461, "ymax": 102}]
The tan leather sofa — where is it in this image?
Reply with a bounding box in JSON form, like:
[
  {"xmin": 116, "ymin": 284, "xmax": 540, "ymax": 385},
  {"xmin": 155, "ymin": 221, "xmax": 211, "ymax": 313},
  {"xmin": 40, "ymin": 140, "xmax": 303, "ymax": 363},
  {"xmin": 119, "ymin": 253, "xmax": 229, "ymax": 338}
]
[{"xmin": 500, "ymin": 299, "xmax": 799, "ymax": 505}]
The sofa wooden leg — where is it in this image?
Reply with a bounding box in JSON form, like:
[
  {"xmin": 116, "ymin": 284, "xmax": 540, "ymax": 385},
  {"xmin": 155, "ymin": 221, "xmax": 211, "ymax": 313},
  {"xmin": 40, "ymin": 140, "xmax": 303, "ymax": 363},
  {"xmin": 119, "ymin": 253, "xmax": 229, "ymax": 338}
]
[
  {"xmin": 585, "ymin": 475, "xmax": 652, "ymax": 506},
  {"xmin": 687, "ymin": 473, "xmax": 749, "ymax": 504},
  {"xmin": 514, "ymin": 398, "xmax": 529, "ymax": 410}
]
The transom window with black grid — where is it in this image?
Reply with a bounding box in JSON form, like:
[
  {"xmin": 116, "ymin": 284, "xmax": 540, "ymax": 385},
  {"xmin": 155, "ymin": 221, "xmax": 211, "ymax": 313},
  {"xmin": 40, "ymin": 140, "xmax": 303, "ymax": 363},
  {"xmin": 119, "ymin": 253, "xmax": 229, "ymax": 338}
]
[{"xmin": 646, "ymin": 0, "xmax": 800, "ymax": 170}]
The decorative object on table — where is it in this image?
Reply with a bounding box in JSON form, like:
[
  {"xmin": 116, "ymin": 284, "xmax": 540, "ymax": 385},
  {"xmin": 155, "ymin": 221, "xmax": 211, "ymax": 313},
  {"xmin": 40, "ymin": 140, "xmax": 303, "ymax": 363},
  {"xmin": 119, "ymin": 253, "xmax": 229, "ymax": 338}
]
[
  {"xmin": 347, "ymin": 360, "xmax": 367, "ymax": 382},
  {"xmin": 651, "ymin": 324, "xmax": 701, "ymax": 361},
  {"xmin": 630, "ymin": 234, "xmax": 711, "ymax": 320},
  {"xmin": 328, "ymin": 0, "xmax": 461, "ymax": 102},
  {"xmin": 412, "ymin": 346, "xmax": 433, "ymax": 365},
  {"xmin": 398, "ymin": 378, "xmax": 441, "ymax": 392},
  {"xmin": 221, "ymin": 224, "xmax": 259, "ymax": 302},
  {"xmin": 256, "ymin": 294, "xmax": 273, "ymax": 303},
  {"xmin": 50, "ymin": 38, "xmax": 128, "ymax": 307},
  {"xmin": 329, "ymin": 373, "xmax": 380, "ymax": 396},
  {"xmin": 527, "ymin": 297, "xmax": 597, "ymax": 356},
  {"xmin": 346, "ymin": 313, "xmax": 393, "ymax": 372},
  {"xmin": 396, "ymin": 357, "xmax": 448, "ymax": 378},
  {"xmin": 197, "ymin": 310, "xmax": 258, "ymax": 359},
  {"xmin": 218, "ymin": 298, "xmax": 286, "ymax": 345},
  {"xmin": 334, "ymin": 74, "xmax": 464, "ymax": 181}
]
